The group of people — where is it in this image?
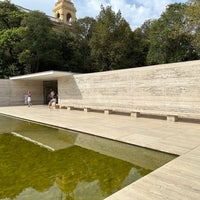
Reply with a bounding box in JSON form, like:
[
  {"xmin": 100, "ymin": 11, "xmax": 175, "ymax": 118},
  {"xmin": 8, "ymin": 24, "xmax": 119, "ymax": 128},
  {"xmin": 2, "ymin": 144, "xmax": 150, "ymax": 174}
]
[{"xmin": 26, "ymin": 89, "xmax": 57, "ymax": 108}]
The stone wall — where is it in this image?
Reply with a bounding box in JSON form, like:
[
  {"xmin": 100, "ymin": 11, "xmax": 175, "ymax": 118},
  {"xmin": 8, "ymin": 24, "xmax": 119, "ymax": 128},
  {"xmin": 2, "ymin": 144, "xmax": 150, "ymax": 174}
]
[
  {"xmin": 0, "ymin": 79, "xmax": 43, "ymax": 106},
  {"xmin": 58, "ymin": 60, "xmax": 200, "ymax": 115},
  {"xmin": 0, "ymin": 80, "xmax": 11, "ymax": 106},
  {"xmin": 1, "ymin": 60, "xmax": 200, "ymax": 114}
]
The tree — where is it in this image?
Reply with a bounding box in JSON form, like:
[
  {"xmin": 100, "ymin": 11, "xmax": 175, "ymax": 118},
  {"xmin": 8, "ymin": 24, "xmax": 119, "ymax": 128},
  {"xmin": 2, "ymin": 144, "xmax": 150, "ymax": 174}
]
[
  {"xmin": 37, "ymin": 30, "xmax": 64, "ymax": 72},
  {"xmin": 0, "ymin": 0, "xmax": 24, "ymax": 30},
  {"xmin": 89, "ymin": 5, "xmax": 132, "ymax": 71},
  {"xmin": 72, "ymin": 17, "xmax": 96, "ymax": 40},
  {"xmin": 125, "ymin": 20, "xmax": 153, "ymax": 68},
  {"xmin": 19, "ymin": 11, "xmax": 63, "ymax": 73},
  {"xmin": 70, "ymin": 17, "xmax": 96, "ymax": 72},
  {"xmin": 186, "ymin": 0, "xmax": 200, "ymax": 55},
  {"xmin": 147, "ymin": 3, "xmax": 198, "ymax": 65},
  {"xmin": 54, "ymin": 26, "xmax": 78, "ymax": 72},
  {"xmin": 0, "ymin": 0, "xmax": 24, "ymax": 78}
]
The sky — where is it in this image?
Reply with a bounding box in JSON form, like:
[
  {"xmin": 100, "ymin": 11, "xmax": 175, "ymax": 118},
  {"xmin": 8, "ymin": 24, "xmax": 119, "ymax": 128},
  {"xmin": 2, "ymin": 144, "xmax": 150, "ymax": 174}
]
[{"xmin": 9, "ymin": 0, "xmax": 188, "ymax": 30}]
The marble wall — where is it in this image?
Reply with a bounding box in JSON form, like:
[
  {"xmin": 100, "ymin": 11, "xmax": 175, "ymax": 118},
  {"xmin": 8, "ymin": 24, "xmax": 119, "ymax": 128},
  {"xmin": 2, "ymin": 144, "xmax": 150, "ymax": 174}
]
[
  {"xmin": 58, "ymin": 60, "xmax": 200, "ymax": 114},
  {"xmin": 1, "ymin": 60, "xmax": 200, "ymax": 115},
  {"xmin": 0, "ymin": 79, "xmax": 43, "ymax": 106}
]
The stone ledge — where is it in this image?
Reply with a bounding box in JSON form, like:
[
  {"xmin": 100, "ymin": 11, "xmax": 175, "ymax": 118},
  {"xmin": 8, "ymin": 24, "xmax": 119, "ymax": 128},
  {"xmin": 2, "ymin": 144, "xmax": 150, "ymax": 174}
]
[
  {"xmin": 57, "ymin": 104, "xmax": 200, "ymax": 122},
  {"xmin": 167, "ymin": 115, "xmax": 178, "ymax": 122},
  {"xmin": 131, "ymin": 112, "xmax": 141, "ymax": 118},
  {"xmin": 104, "ymin": 109, "xmax": 112, "ymax": 115}
]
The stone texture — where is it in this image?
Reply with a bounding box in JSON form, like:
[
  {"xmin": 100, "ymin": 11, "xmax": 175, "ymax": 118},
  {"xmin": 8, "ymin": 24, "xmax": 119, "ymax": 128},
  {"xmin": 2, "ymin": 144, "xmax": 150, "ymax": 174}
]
[
  {"xmin": 0, "ymin": 79, "xmax": 43, "ymax": 106},
  {"xmin": 58, "ymin": 60, "xmax": 200, "ymax": 117},
  {"xmin": 1, "ymin": 60, "xmax": 200, "ymax": 117}
]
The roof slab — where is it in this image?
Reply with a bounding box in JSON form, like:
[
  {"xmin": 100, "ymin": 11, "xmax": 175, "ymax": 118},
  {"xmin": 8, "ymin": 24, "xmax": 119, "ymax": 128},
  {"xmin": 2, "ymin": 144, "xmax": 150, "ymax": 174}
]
[{"xmin": 9, "ymin": 71, "xmax": 73, "ymax": 81}]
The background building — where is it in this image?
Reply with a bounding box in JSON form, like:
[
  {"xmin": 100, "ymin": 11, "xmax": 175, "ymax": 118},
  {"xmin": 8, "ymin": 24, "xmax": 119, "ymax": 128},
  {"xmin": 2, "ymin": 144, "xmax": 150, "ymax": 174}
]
[{"xmin": 53, "ymin": 0, "xmax": 76, "ymax": 24}]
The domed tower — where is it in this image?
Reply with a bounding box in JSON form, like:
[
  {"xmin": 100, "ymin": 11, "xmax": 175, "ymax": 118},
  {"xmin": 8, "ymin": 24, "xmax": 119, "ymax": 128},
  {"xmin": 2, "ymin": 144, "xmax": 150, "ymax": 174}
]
[{"xmin": 53, "ymin": 0, "xmax": 76, "ymax": 24}]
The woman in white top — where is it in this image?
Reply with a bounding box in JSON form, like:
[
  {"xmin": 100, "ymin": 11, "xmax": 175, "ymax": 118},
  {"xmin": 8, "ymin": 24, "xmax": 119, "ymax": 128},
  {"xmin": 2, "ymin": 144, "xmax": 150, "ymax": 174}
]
[{"xmin": 27, "ymin": 90, "xmax": 32, "ymax": 107}]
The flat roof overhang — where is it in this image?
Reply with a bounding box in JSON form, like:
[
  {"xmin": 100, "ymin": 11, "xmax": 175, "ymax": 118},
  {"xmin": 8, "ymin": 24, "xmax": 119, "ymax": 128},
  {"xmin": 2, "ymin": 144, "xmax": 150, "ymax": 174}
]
[{"xmin": 9, "ymin": 71, "xmax": 73, "ymax": 81}]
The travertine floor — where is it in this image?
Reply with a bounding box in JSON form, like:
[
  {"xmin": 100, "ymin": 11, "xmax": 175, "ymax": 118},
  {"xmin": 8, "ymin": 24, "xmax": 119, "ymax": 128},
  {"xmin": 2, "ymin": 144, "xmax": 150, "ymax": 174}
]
[{"xmin": 0, "ymin": 105, "xmax": 200, "ymax": 200}]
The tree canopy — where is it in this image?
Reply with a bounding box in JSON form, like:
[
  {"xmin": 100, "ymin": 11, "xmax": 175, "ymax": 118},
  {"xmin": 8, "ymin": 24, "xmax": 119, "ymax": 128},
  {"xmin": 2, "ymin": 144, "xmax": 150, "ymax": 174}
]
[
  {"xmin": 89, "ymin": 5, "xmax": 132, "ymax": 71},
  {"xmin": 147, "ymin": 3, "xmax": 198, "ymax": 65},
  {"xmin": 0, "ymin": 0, "xmax": 200, "ymax": 78},
  {"xmin": 186, "ymin": 0, "xmax": 200, "ymax": 54}
]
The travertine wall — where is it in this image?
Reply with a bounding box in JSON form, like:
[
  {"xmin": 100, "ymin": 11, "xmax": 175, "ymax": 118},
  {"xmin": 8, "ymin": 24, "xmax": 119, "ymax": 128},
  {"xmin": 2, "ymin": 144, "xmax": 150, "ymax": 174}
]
[
  {"xmin": 1, "ymin": 60, "xmax": 200, "ymax": 114},
  {"xmin": 0, "ymin": 80, "xmax": 11, "ymax": 106},
  {"xmin": 58, "ymin": 60, "xmax": 200, "ymax": 114},
  {"xmin": 0, "ymin": 80, "xmax": 43, "ymax": 106}
]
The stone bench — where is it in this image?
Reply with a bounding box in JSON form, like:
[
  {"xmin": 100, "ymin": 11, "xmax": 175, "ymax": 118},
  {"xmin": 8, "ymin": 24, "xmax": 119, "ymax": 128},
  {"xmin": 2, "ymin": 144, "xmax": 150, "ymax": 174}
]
[
  {"xmin": 129, "ymin": 110, "xmax": 200, "ymax": 122},
  {"xmin": 49, "ymin": 103, "xmax": 60, "ymax": 109},
  {"xmin": 130, "ymin": 110, "xmax": 178, "ymax": 122},
  {"xmin": 57, "ymin": 104, "xmax": 200, "ymax": 122},
  {"xmin": 57, "ymin": 104, "xmax": 112, "ymax": 114}
]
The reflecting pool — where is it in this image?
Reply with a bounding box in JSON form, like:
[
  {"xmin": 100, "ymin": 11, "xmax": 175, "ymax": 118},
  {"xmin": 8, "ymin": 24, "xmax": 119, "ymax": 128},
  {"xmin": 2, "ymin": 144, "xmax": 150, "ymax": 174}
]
[{"xmin": 0, "ymin": 115, "xmax": 177, "ymax": 200}]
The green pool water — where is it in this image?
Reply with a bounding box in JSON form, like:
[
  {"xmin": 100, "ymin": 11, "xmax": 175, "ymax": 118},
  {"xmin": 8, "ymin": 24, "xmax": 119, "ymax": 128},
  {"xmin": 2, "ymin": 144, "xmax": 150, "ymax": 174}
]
[{"xmin": 0, "ymin": 115, "xmax": 177, "ymax": 200}]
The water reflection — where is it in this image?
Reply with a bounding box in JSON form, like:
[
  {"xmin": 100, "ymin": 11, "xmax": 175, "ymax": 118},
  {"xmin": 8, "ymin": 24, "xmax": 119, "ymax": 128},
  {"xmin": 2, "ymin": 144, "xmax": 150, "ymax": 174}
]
[
  {"xmin": 0, "ymin": 115, "xmax": 77, "ymax": 150},
  {"xmin": 0, "ymin": 114, "xmax": 176, "ymax": 200},
  {"xmin": 0, "ymin": 134, "xmax": 149, "ymax": 200}
]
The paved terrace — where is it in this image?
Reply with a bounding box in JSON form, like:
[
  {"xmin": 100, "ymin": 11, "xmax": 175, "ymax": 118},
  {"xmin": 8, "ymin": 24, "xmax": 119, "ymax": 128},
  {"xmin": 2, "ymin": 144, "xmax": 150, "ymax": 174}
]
[{"xmin": 0, "ymin": 105, "xmax": 200, "ymax": 200}]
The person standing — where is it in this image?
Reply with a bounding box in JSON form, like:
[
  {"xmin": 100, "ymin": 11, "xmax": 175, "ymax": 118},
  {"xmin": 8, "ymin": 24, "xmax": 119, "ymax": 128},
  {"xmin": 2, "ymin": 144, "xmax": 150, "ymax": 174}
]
[
  {"xmin": 48, "ymin": 90, "xmax": 56, "ymax": 108},
  {"xmin": 27, "ymin": 90, "xmax": 32, "ymax": 107}
]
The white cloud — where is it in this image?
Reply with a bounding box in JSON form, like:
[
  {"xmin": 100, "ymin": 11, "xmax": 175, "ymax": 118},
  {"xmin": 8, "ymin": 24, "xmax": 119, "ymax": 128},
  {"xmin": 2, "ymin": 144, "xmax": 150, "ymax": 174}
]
[
  {"xmin": 75, "ymin": 0, "xmax": 103, "ymax": 19},
  {"xmin": 74, "ymin": 0, "xmax": 186, "ymax": 29}
]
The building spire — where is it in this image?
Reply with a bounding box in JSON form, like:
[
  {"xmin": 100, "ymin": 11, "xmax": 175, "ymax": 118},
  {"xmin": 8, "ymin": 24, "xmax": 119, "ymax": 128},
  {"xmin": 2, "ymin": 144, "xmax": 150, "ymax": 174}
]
[{"xmin": 53, "ymin": 0, "xmax": 76, "ymax": 24}]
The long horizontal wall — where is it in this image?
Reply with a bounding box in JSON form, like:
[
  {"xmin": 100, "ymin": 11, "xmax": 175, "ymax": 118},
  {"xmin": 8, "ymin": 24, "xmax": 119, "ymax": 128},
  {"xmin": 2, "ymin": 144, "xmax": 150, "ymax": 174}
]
[
  {"xmin": 58, "ymin": 60, "xmax": 200, "ymax": 115},
  {"xmin": 0, "ymin": 80, "xmax": 43, "ymax": 106}
]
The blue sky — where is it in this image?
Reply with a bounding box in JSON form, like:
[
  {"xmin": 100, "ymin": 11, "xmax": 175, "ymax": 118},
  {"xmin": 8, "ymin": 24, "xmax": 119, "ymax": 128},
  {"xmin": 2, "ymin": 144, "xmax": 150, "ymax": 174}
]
[{"xmin": 9, "ymin": 0, "xmax": 188, "ymax": 30}]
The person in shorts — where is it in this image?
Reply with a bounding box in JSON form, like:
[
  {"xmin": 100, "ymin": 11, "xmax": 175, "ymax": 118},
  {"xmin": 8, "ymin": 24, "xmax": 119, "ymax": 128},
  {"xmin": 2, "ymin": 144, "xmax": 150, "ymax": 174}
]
[
  {"xmin": 27, "ymin": 90, "xmax": 32, "ymax": 107},
  {"xmin": 48, "ymin": 90, "xmax": 56, "ymax": 108}
]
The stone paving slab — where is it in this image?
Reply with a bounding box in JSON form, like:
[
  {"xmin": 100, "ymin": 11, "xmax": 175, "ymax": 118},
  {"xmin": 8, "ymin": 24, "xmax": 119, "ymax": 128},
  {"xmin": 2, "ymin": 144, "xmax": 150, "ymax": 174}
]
[{"xmin": 0, "ymin": 105, "xmax": 200, "ymax": 200}]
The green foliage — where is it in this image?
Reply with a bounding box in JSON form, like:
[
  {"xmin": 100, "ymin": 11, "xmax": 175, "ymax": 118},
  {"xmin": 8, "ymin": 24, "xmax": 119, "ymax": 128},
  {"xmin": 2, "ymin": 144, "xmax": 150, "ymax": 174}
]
[
  {"xmin": 89, "ymin": 5, "xmax": 132, "ymax": 71},
  {"xmin": 125, "ymin": 20, "xmax": 153, "ymax": 68},
  {"xmin": 19, "ymin": 11, "xmax": 52, "ymax": 73},
  {"xmin": 54, "ymin": 26, "xmax": 77, "ymax": 71},
  {"xmin": 69, "ymin": 17, "xmax": 96, "ymax": 72},
  {"xmin": 0, "ymin": 28, "xmax": 21, "ymax": 51},
  {"xmin": 0, "ymin": 0, "xmax": 24, "ymax": 30},
  {"xmin": 18, "ymin": 49, "xmax": 32, "ymax": 73},
  {"xmin": 1, "ymin": 0, "xmax": 200, "ymax": 78},
  {"xmin": 186, "ymin": 0, "xmax": 200, "ymax": 55},
  {"xmin": 0, "ymin": 0, "xmax": 24, "ymax": 77},
  {"xmin": 72, "ymin": 17, "xmax": 96, "ymax": 40},
  {"xmin": 147, "ymin": 3, "xmax": 198, "ymax": 65}
]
